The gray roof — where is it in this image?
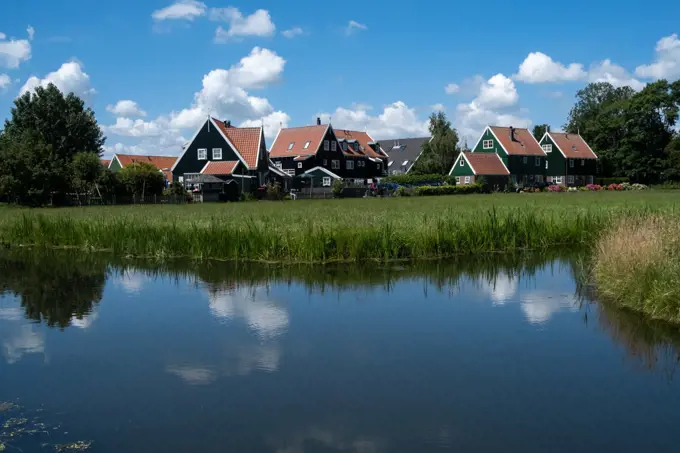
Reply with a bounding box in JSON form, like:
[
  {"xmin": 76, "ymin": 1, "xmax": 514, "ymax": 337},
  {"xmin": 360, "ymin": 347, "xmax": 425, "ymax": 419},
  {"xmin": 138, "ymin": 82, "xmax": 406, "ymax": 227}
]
[{"xmin": 376, "ymin": 137, "xmax": 431, "ymax": 175}]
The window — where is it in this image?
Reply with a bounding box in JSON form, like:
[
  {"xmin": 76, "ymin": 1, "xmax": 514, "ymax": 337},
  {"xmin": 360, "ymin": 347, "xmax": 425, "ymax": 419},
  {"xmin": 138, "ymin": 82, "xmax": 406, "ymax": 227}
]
[
  {"xmin": 288, "ymin": 142, "xmax": 295, "ymax": 150},
  {"xmin": 460, "ymin": 158, "xmax": 464, "ymax": 167},
  {"xmin": 322, "ymin": 177, "xmax": 331, "ymax": 187},
  {"xmin": 388, "ymin": 161, "xmax": 394, "ymax": 167},
  {"xmin": 464, "ymin": 176, "xmax": 471, "ymax": 184},
  {"xmin": 275, "ymin": 161, "xmax": 282, "ymax": 168},
  {"xmin": 569, "ymin": 159, "xmax": 574, "ymax": 168},
  {"xmin": 346, "ymin": 160, "xmax": 354, "ymax": 170},
  {"xmin": 403, "ymin": 160, "xmax": 410, "ymax": 167},
  {"xmin": 303, "ymin": 141, "xmax": 311, "ymax": 149},
  {"xmin": 197, "ymin": 148, "xmax": 207, "ymax": 160},
  {"xmin": 523, "ymin": 156, "xmax": 528, "ymax": 164},
  {"xmin": 331, "ymin": 160, "xmax": 340, "ymax": 169},
  {"xmin": 542, "ymin": 144, "xmax": 552, "ymax": 154},
  {"xmin": 483, "ymin": 140, "xmax": 493, "ymax": 149},
  {"xmin": 359, "ymin": 161, "xmax": 365, "ymax": 167},
  {"xmin": 283, "ymin": 169, "xmax": 295, "ymax": 177},
  {"xmin": 588, "ymin": 176, "xmax": 594, "ymax": 185},
  {"xmin": 535, "ymin": 157, "xmax": 541, "ymax": 167},
  {"xmin": 297, "ymin": 162, "xmax": 303, "ymax": 169},
  {"xmin": 455, "ymin": 177, "xmax": 460, "ymax": 184},
  {"xmin": 536, "ymin": 175, "xmax": 544, "ymax": 183},
  {"xmin": 567, "ymin": 175, "xmax": 575, "ymax": 184},
  {"xmin": 323, "ymin": 159, "xmax": 328, "ymax": 166},
  {"xmin": 581, "ymin": 159, "xmax": 585, "ymax": 166},
  {"xmin": 212, "ymin": 148, "xmax": 222, "ymax": 160},
  {"xmin": 324, "ymin": 140, "xmax": 329, "ymax": 151},
  {"xmin": 377, "ymin": 163, "xmax": 381, "ymax": 169},
  {"xmin": 342, "ymin": 142, "xmax": 347, "ymax": 151},
  {"xmin": 545, "ymin": 161, "xmax": 549, "ymax": 170},
  {"xmin": 331, "ymin": 141, "xmax": 337, "ymax": 152},
  {"xmin": 554, "ymin": 176, "xmax": 563, "ymax": 184}
]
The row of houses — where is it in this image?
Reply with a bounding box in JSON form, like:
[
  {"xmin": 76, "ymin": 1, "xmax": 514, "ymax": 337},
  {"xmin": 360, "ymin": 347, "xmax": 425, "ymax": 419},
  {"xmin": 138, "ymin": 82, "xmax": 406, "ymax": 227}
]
[{"xmin": 101, "ymin": 117, "xmax": 598, "ymax": 199}]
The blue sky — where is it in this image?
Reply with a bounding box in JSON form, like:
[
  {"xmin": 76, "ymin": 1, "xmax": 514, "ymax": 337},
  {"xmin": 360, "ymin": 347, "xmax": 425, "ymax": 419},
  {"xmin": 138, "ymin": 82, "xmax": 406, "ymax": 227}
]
[{"xmin": 1, "ymin": 0, "xmax": 679, "ymax": 157}]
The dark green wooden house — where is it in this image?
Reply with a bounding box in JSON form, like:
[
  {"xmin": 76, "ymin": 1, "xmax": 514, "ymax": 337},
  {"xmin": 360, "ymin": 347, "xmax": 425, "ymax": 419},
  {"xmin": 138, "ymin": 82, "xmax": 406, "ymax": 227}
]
[
  {"xmin": 449, "ymin": 152, "xmax": 510, "ymax": 188},
  {"xmin": 538, "ymin": 132, "xmax": 598, "ymax": 186}
]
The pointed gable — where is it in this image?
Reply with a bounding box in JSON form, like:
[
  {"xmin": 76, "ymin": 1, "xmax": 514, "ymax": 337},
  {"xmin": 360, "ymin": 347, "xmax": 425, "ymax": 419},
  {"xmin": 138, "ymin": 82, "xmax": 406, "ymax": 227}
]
[
  {"xmin": 489, "ymin": 126, "xmax": 545, "ymax": 156},
  {"xmin": 269, "ymin": 125, "xmax": 329, "ymax": 158},
  {"xmin": 548, "ymin": 132, "xmax": 598, "ymax": 159},
  {"xmin": 213, "ymin": 120, "xmax": 262, "ymax": 169}
]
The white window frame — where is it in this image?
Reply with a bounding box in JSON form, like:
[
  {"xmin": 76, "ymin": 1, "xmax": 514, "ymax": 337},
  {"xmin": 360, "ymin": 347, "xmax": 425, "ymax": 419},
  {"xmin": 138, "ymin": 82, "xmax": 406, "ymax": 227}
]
[
  {"xmin": 460, "ymin": 158, "xmax": 464, "ymax": 167},
  {"xmin": 581, "ymin": 159, "xmax": 585, "ymax": 166},
  {"xmin": 483, "ymin": 140, "xmax": 493, "ymax": 149},
  {"xmin": 323, "ymin": 159, "xmax": 328, "ymax": 166},
  {"xmin": 331, "ymin": 160, "xmax": 340, "ymax": 170},
  {"xmin": 536, "ymin": 175, "xmax": 544, "ymax": 183},
  {"xmin": 288, "ymin": 142, "xmax": 295, "ymax": 151},
  {"xmin": 303, "ymin": 141, "xmax": 311, "ymax": 149},
  {"xmin": 388, "ymin": 161, "xmax": 394, "ymax": 167},
  {"xmin": 567, "ymin": 175, "xmax": 575, "ymax": 184},
  {"xmin": 324, "ymin": 140, "xmax": 329, "ymax": 151},
  {"xmin": 569, "ymin": 159, "xmax": 575, "ymax": 168},
  {"xmin": 212, "ymin": 148, "xmax": 222, "ymax": 160},
  {"xmin": 554, "ymin": 176, "xmax": 563, "ymax": 184},
  {"xmin": 523, "ymin": 156, "xmax": 528, "ymax": 164},
  {"xmin": 331, "ymin": 141, "xmax": 337, "ymax": 152},
  {"xmin": 283, "ymin": 169, "xmax": 295, "ymax": 177},
  {"xmin": 322, "ymin": 177, "xmax": 331, "ymax": 187},
  {"xmin": 455, "ymin": 177, "xmax": 460, "ymax": 184},
  {"xmin": 297, "ymin": 162, "xmax": 303, "ymax": 169},
  {"xmin": 346, "ymin": 160, "xmax": 354, "ymax": 170},
  {"xmin": 197, "ymin": 148, "xmax": 207, "ymax": 160},
  {"xmin": 464, "ymin": 176, "xmax": 471, "ymax": 184},
  {"xmin": 535, "ymin": 157, "xmax": 541, "ymax": 167},
  {"xmin": 546, "ymin": 161, "xmax": 549, "ymax": 170},
  {"xmin": 542, "ymin": 144, "xmax": 552, "ymax": 154},
  {"xmin": 275, "ymin": 161, "xmax": 282, "ymax": 168}
]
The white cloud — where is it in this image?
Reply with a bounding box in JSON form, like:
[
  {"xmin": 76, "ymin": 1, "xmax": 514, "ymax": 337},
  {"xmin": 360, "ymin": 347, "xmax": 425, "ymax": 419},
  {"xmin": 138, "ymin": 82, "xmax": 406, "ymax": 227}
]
[
  {"xmin": 0, "ymin": 73, "xmax": 10, "ymax": 90},
  {"xmin": 520, "ymin": 291, "xmax": 578, "ymax": 325},
  {"xmin": 2, "ymin": 325, "xmax": 45, "ymax": 364},
  {"xmin": 152, "ymin": 0, "xmax": 206, "ymax": 21},
  {"xmin": 107, "ymin": 100, "xmax": 147, "ymax": 117},
  {"xmin": 0, "ymin": 307, "xmax": 23, "ymax": 321},
  {"xmin": 444, "ymin": 83, "xmax": 460, "ymax": 94},
  {"xmin": 481, "ymin": 273, "xmax": 518, "ymax": 305},
  {"xmin": 240, "ymin": 110, "xmax": 290, "ymax": 142},
  {"xmin": 27, "ymin": 26, "xmax": 35, "ymax": 41},
  {"xmin": 453, "ymin": 73, "xmax": 531, "ymax": 142},
  {"xmin": 20, "ymin": 61, "xmax": 95, "ymax": 98},
  {"xmin": 515, "ymin": 51, "xmax": 586, "ymax": 83},
  {"xmin": 0, "ymin": 31, "xmax": 32, "ymax": 68},
  {"xmin": 346, "ymin": 20, "xmax": 367, "ymax": 35},
  {"xmin": 71, "ymin": 311, "xmax": 98, "ymax": 329},
  {"xmin": 635, "ymin": 33, "xmax": 680, "ymax": 81},
  {"xmin": 115, "ymin": 271, "xmax": 145, "ymax": 294},
  {"xmin": 282, "ymin": 27, "xmax": 304, "ymax": 39},
  {"xmin": 105, "ymin": 117, "xmax": 166, "ymax": 137},
  {"xmin": 588, "ymin": 59, "xmax": 645, "ymax": 90},
  {"xmin": 431, "ymin": 103, "xmax": 446, "ymax": 112},
  {"xmin": 211, "ymin": 8, "xmax": 275, "ymax": 42},
  {"xmin": 166, "ymin": 365, "xmax": 217, "ymax": 385},
  {"xmin": 319, "ymin": 101, "xmax": 429, "ymax": 139}
]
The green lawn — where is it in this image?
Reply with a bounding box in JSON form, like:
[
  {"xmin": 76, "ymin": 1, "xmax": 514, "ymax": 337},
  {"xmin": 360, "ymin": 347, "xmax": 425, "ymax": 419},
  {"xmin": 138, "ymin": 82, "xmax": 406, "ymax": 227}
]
[{"xmin": 1, "ymin": 191, "xmax": 678, "ymax": 262}]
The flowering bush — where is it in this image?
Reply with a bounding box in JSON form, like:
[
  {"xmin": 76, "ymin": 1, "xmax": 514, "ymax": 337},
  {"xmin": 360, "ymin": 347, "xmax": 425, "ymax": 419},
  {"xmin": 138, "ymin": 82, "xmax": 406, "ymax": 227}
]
[
  {"xmin": 586, "ymin": 184, "xmax": 603, "ymax": 191},
  {"xmin": 607, "ymin": 183, "xmax": 624, "ymax": 191},
  {"xmin": 547, "ymin": 185, "xmax": 566, "ymax": 192},
  {"xmin": 568, "ymin": 187, "xmax": 578, "ymax": 192},
  {"xmin": 630, "ymin": 183, "xmax": 648, "ymax": 190}
]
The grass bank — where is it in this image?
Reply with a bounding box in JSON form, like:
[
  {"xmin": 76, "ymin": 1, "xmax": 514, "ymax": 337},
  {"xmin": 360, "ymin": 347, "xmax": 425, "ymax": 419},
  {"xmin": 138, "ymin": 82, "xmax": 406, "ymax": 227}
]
[
  {"xmin": 593, "ymin": 216, "xmax": 680, "ymax": 323},
  {"xmin": 1, "ymin": 192, "xmax": 679, "ymax": 262}
]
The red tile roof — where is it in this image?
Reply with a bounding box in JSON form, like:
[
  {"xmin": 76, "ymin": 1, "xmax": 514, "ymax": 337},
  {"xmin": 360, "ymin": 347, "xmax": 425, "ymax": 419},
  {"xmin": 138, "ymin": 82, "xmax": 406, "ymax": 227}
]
[
  {"xmin": 201, "ymin": 160, "xmax": 240, "ymax": 175},
  {"xmin": 489, "ymin": 126, "xmax": 545, "ymax": 156},
  {"xmin": 213, "ymin": 119, "xmax": 262, "ymax": 169},
  {"xmin": 333, "ymin": 129, "xmax": 385, "ymax": 159},
  {"xmin": 463, "ymin": 152, "xmax": 509, "ymax": 175},
  {"xmin": 113, "ymin": 154, "xmax": 177, "ymax": 182},
  {"xmin": 101, "ymin": 159, "xmax": 111, "ymax": 167},
  {"xmin": 549, "ymin": 132, "xmax": 598, "ymax": 159},
  {"xmin": 269, "ymin": 125, "xmax": 328, "ymax": 158}
]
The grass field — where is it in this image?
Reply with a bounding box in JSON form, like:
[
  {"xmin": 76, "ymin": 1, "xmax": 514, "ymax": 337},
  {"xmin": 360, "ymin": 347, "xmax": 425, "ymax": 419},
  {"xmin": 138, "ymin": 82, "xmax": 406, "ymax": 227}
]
[{"xmin": 1, "ymin": 191, "xmax": 679, "ymax": 262}]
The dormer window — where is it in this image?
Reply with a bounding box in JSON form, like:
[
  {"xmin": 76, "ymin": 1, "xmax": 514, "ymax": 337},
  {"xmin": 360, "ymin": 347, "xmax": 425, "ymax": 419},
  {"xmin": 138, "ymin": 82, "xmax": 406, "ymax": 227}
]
[
  {"xmin": 303, "ymin": 141, "xmax": 311, "ymax": 149},
  {"xmin": 288, "ymin": 142, "xmax": 295, "ymax": 150}
]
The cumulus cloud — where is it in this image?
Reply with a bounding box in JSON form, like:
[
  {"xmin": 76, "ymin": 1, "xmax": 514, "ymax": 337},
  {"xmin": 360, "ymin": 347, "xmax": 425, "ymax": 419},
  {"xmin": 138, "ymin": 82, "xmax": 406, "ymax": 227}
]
[
  {"xmin": 211, "ymin": 8, "xmax": 275, "ymax": 42},
  {"xmin": 319, "ymin": 101, "xmax": 429, "ymax": 139},
  {"xmin": 444, "ymin": 83, "xmax": 460, "ymax": 94},
  {"xmin": 0, "ymin": 30, "xmax": 32, "ymax": 68},
  {"xmin": 27, "ymin": 26, "xmax": 35, "ymax": 41},
  {"xmin": 520, "ymin": 291, "xmax": 578, "ymax": 325},
  {"xmin": 635, "ymin": 33, "xmax": 680, "ymax": 81},
  {"xmin": 514, "ymin": 51, "xmax": 586, "ymax": 83},
  {"xmin": 152, "ymin": 0, "xmax": 206, "ymax": 21},
  {"xmin": 70, "ymin": 311, "xmax": 98, "ymax": 329},
  {"xmin": 107, "ymin": 100, "xmax": 147, "ymax": 117},
  {"xmin": 345, "ymin": 20, "xmax": 367, "ymax": 35},
  {"xmin": 19, "ymin": 61, "xmax": 95, "ymax": 98},
  {"xmin": 453, "ymin": 73, "xmax": 531, "ymax": 142},
  {"xmin": 282, "ymin": 27, "xmax": 304, "ymax": 39},
  {"xmin": 2, "ymin": 325, "xmax": 45, "ymax": 364},
  {"xmin": 588, "ymin": 59, "xmax": 645, "ymax": 90},
  {"xmin": 240, "ymin": 110, "xmax": 290, "ymax": 142},
  {"xmin": 105, "ymin": 117, "xmax": 166, "ymax": 137},
  {"xmin": 0, "ymin": 73, "xmax": 10, "ymax": 90},
  {"xmin": 166, "ymin": 365, "xmax": 217, "ymax": 385}
]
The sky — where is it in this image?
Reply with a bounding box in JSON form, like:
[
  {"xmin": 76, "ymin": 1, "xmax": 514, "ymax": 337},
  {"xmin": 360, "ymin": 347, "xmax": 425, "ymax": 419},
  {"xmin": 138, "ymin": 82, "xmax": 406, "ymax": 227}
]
[{"xmin": 1, "ymin": 0, "xmax": 680, "ymax": 158}]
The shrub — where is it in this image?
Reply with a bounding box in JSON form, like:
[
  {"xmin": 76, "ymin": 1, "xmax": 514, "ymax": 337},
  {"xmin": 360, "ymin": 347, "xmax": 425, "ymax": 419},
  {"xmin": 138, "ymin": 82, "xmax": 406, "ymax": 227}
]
[
  {"xmin": 332, "ymin": 179, "xmax": 345, "ymax": 197},
  {"xmin": 631, "ymin": 183, "xmax": 648, "ymax": 191},
  {"xmin": 586, "ymin": 184, "xmax": 603, "ymax": 191},
  {"xmin": 265, "ymin": 181, "xmax": 283, "ymax": 200},
  {"xmin": 607, "ymin": 183, "xmax": 624, "ymax": 191},
  {"xmin": 547, "ymin": 185, "xmax": 565, "ymax": 192},
  {"xmin": 394, "ymin": 186, "xmax": 411, "ymax": 197},
  {"xmin": 414, "ymin": 184, "xmax": 483, "ymax": 196},
  {"xmin": 597, "ymin": 177, "xmax": 629, "ymax": 186},
  {"xmin": 383, "ymin": 174, "xmax": 450, "ymax": 186}
]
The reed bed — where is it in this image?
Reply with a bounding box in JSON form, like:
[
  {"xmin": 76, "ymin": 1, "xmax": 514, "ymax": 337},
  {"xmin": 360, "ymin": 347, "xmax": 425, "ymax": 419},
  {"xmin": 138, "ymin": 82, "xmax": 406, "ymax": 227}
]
[{"xmin": 1, "ymin": 192, "xmax": 679, "ymax": 262}]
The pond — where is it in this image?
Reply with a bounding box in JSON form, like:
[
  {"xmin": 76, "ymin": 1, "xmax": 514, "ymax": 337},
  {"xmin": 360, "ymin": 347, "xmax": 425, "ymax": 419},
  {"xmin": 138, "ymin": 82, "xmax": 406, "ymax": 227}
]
[{"xmin": 1, "ymin": 250, "xmax": 680, "ymax": 452}]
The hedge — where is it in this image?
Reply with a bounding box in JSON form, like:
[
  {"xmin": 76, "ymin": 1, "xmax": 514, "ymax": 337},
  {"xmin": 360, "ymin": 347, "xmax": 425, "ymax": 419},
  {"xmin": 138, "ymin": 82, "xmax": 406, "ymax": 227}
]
[
  {"xmin": 596, "ymin": 177, "xmax": 629, "ymax": 185},
  {"xmin": 415, "ymin": 184, "xmax": 484, "ymax": 196},
  {"xmin": 382, "ymin": 174, "xmax": 455, "ymax": 186}
]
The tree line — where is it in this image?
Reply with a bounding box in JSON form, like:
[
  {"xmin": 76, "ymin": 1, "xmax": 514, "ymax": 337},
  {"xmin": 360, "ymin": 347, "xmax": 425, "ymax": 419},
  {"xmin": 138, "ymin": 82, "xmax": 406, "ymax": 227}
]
[{"xmin": 0, "ymin": 84, "xmax": 174, "ymax": 206}]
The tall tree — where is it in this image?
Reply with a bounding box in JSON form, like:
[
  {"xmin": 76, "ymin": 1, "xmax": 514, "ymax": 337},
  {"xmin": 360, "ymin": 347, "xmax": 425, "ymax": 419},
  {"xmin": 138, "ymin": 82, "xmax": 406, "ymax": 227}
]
[
  {"xmin": 411, "ymin": 111, "xmax": 460, "ymax": 175},
  {"xmin": 72, "ymin": 152, "xmax": 103, "ymax": 194},
  {"xmin": 532, "ymin": 124, "xmax": 550, "ymax": 141},
  {"xmin": 118, "ymin": 161, "xmax": 165, "ymax": 197}
]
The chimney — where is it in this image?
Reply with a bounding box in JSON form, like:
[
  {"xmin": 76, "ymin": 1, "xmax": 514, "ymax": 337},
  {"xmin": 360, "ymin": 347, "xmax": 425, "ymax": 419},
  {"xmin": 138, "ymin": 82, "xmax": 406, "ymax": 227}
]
[
  {"xmin": 509, "ymin": 126, "xmax": 515, "ymax": 141},
  {"xmin": 316, "ymin": 117, "xmax": 321, "ymax": 126},
  {"xmin": 225, "ymin": 120, "xmax": 231, "ymax": 128}
]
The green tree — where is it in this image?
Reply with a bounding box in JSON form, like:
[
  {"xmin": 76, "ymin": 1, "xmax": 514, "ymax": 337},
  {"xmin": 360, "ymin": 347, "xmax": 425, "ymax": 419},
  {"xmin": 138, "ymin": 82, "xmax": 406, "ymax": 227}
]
[
  {"xmin": 411, "ymin": 111, "xmax": 460, "ymax": 175},
  {"xmin": 532, "ymin": 124, "xmax": 550, "ymax": 141},
  {"xmin": 71, "ymin": 152, "xmax": 103, "ymax": 193},
  {"xmin": 118, "ymin": 161, "xmax": 165, "ymax": 197},
  {"xmin": 0, "ymin": 131, "xmax": 55, "ymax": 205}
]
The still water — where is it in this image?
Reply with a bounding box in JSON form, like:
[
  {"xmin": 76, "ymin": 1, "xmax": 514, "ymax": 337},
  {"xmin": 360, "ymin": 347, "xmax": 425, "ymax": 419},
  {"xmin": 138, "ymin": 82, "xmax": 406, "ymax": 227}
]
[{"xmin": 1, "ymin": 250, "xmax": 680, "ymax": 452}]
